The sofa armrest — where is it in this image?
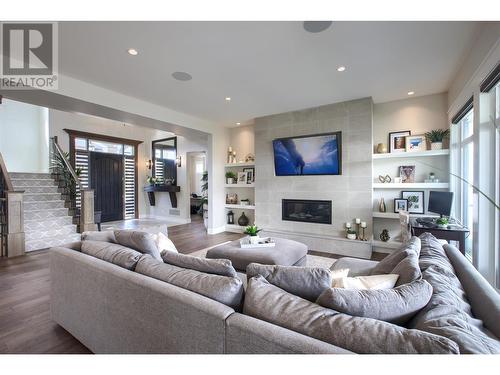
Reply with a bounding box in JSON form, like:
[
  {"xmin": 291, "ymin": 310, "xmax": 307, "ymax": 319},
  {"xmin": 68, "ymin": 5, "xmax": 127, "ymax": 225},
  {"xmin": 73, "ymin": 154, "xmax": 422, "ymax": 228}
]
[{"xmin": 330, "ymin": 257, "xmax": 379, "ymax": 277}]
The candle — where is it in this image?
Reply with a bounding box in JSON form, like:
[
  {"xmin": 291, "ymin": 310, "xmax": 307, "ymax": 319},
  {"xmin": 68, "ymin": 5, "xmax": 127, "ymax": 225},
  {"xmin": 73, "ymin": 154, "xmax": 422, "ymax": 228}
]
[
  {"xmin": 361, "ymin": 222, "xmax": 367, "ymax": 228},
  {"xmin": 228, "ymin": 146, "xmax": 233, "ymax": 152},
  {"xmin": 355, "ymin": 218, "xmax": 361, "ymax": 224},
  {"xmin": 345, "ymin": 222, "xmax": 352, "ymax": 228}
]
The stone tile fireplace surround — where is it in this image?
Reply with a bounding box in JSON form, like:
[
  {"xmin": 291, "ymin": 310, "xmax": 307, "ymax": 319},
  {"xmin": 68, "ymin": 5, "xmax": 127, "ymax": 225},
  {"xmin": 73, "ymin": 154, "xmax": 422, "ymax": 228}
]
[{"xmin": 254, "ymin": 98, "xmax": 373, "ymax": 258}]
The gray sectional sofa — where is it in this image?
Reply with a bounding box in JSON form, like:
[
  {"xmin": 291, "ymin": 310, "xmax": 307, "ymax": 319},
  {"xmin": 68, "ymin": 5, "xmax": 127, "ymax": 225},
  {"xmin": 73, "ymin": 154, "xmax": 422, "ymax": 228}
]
[{"xmin": 50, "ymin": 231, "xmax": 500, "ymax": 354}]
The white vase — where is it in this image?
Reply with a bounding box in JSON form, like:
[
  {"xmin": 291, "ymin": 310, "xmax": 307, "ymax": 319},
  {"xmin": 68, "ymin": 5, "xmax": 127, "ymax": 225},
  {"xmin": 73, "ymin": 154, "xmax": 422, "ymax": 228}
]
[
  {"xmin": 249, "ymin": 236, "xmax": 259, "ymax": 244},
  {"xmin": 347, "ymin": 233, "xmax": 356, "ymax": 240},
  {"xmin": 226, "ymin": 178, "xmax": 233, "ymax": 184},
  {"xmin": 431, "ymin": 142, "xmax": 443, "ymax": 150}
]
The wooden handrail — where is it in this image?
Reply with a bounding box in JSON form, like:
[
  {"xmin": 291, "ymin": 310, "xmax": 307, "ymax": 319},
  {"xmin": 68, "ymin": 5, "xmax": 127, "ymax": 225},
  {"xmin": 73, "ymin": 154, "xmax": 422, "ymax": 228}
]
[
  {"xmin": 0, "ymin": 152, "xmax": 14, "ymax": 191},
  {"xmin": 51, "ymin": 137, "xmax": 84, "ymax": 190}
]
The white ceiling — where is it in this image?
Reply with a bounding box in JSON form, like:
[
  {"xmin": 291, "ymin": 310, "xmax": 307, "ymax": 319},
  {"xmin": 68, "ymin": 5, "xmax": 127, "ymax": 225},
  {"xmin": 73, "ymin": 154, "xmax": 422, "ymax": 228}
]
[{"xmin": 59, "ymin": 21, "xmax": 481, "ymax": 126}]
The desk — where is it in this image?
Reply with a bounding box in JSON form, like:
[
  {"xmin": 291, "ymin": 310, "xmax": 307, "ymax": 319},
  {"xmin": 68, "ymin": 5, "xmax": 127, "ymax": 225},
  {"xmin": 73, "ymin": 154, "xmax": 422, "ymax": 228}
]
[{"xmin": 410, "ymin": 219, "xmax": 470, "ymax": 255}]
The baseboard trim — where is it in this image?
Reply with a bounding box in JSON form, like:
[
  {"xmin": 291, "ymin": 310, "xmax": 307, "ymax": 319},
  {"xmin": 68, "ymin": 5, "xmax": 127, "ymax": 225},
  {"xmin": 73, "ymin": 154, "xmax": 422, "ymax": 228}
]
[{"xmin": 139, "ymin": 215, "xmax": 191, "ymax": 225}]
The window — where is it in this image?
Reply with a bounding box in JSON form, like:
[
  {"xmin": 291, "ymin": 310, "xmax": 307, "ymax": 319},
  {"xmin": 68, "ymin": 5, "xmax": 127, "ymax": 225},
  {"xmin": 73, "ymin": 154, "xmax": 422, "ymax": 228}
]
[{"xmin": 88, "ymin": 139, "xmax": 123, "ymax": 154}]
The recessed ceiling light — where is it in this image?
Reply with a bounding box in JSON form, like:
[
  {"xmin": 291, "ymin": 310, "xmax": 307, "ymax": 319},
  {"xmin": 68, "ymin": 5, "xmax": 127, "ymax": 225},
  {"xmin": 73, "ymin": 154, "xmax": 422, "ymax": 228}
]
[
  {"xmin": 225, "ymin": 97, "xmax": 231, "ymax": 102},
  {"xmin": 303, "ymin": 21, "xmax": 333, "ymax": 33},
  {"xmin": 127, "ymin": 48, "xmax": 138, "ymax": 56},
  {"xmin": 337, "ymin": 66, "xmax": 346, "ymax": 72},
  {"xmin": 172, "ymin": 71, "xmax": 192, "ymax": 81},
  {"xmin": 236, "ymin": 122, "xmax": 241, "ymax": 126},
  {"xmin": 408, "ymin": 91, "xmax": 415, "ymax": 96}
]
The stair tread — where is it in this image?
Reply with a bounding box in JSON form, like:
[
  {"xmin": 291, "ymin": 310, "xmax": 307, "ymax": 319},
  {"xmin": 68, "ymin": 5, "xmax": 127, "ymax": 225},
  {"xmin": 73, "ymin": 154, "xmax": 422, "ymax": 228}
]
[{"xmin": 25, "ymin": 224, "xmax": 76, "ymax": 233}]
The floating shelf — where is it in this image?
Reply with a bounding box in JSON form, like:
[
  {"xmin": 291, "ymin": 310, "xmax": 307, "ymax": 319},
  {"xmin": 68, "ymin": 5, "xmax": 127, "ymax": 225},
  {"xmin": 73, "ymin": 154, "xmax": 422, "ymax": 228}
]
[
  {"xmin": 372, "ymin": 212, "xmax": 440, "ymax": 219},
  {"xmin": 224, "ymin": 162, "xmax": 255, "ymax": 168},
  {"xmin": 224, "ymin": 204, "xmax": 255, "ymax": 210},
  {"xmin": 224, "ymin": 183, "xmax": 255, "ymax": 188},
  {"xmin": 372, "ymin": 149, "xmax": 449, "ymax": 159},
  {"xmin": 373, "ymin": 183, "xmax": 449, "ymax": 189},
  {"xmin": 372, "ymin": 240, "xmax": 403, "ymax": 250}
]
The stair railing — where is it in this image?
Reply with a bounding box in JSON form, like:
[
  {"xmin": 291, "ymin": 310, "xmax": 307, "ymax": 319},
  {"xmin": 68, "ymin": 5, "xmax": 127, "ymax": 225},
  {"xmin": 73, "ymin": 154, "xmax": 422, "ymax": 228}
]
[
  {"xmin": 0, "ymin": 152, "xmax": 25, "ymax": 257},
  {"xmin": 50, "ymin": 137, "xmax": 96, "ymax": 233}
]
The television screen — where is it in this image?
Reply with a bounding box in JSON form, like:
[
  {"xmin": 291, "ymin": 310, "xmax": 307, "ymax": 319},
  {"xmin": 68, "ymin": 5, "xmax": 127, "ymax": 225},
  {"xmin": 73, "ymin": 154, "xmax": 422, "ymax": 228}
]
[{"xmin": 272, "ymin": 132, "xmax": 342, "ymax": 176}]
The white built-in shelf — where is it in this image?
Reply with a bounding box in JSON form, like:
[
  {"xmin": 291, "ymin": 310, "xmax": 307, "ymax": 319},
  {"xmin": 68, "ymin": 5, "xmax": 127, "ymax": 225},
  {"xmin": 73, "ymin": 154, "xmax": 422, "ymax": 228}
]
[
  {"xmin": 224, "ymin": 204, "xmax": 255, "ymax": 210},
  {"xmin": 224, "ymin": 183, "xmax": 255, "ymax": 188},
  {"xmin": 372, "ymin": 240, "xmax": 403, "ymax": 250},
  {"xmin": 372, "ymin": 149, "xmax": 449, "ymax": 160},
  {"xmin": 372, "ymin": 212, "xmax": 440, "ymax": 219},
  {"xmin": 224, "ymin": 162, "xmax": 255, "ymax": 168},
  {"xmin": 373, "ymin": 182, "xmax": 449, "ymax": 189},
  {"xmin": 225, "ymin": 224, "xmax": 247, "ymax": 233}
]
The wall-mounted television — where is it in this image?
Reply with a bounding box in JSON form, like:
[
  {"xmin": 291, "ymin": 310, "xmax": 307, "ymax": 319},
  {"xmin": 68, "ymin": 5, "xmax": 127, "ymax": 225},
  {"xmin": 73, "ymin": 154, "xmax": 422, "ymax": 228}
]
[{"xmin": 272, "ymin": 132, "xmax": 342, "ymax": 176}]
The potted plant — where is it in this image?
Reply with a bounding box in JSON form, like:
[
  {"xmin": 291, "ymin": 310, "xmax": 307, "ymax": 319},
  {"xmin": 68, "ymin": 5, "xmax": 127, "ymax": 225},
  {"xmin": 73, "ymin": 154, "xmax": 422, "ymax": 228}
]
[
  {"xmin": 346, "ymin": 229, "xmax": 357, "ymax": 240},
  {"xmin": 201, "ymin": 171, "xmax": 208, "ymax": 229},
  {"xmin": 225, "ymin": 171, "xmax": 236, "ymax": 184},
  {"xmin": 146, "ymin": 176, "xmax": 157, "ymax": 185},
  {"xmin": 244, "ymin": 225, "xmax": 262, "ymax": 244},
  {"xmin": 240, "ymin": 198, "xmax": 250, "ymax": 206},
  {"xmin": 436, "ymin": 217, "xmax": 449, "ymax": 228},
  {"xmin": 424, "ymin": 129, "xmax": 450, "ymax": 150}
]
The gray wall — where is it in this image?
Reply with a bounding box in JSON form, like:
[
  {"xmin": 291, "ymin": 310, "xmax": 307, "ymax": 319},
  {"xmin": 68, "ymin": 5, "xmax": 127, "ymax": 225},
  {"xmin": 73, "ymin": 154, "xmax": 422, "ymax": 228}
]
[{"xmin": 254, "ymin": 98, "xmax": 373, "ymax": 256}]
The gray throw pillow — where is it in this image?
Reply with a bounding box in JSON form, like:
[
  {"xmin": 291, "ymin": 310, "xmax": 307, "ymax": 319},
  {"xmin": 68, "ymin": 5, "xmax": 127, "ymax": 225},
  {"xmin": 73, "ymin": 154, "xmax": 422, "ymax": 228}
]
[
  {"xmin": 81, "ymin": 240, "xmax": 142, "ymax": 270},
  {"xmin": 114, "ymin": 230, "xmax": 162, "ymax": 260},
  {"xmin": 246, "ymin": 263, "xmax": 332, "ymax": 302},
  {"xmin": 391, "ymin": 251, "xmax": 422, "ymax": 286},
  {"xmin": 371, "ymin": 236, "xmax": 421, "ymax": 276},
  {"xmin": 316, "ymin": 279, "xmax": 433, "ymax": 325},
  {"xmin": 243, "ymin": 275, "xmax": 459, "ymax": 354},
  {"xmin": 162, "ymin": 251, "xmax": 237, "ymax": 277},
  {"xmin": 82, "ymin": 230, "xmax": 116, "ymax": 243},
  {"xmin": 136, "ymin": 255, "xmax": 244, "ymax": 310}
]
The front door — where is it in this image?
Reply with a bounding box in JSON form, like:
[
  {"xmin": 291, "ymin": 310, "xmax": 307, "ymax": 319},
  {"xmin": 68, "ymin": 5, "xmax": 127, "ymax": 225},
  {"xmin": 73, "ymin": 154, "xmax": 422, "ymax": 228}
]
[{"xmin": 90, "ymin": 152, "xmax": 124, "ymax": 222}]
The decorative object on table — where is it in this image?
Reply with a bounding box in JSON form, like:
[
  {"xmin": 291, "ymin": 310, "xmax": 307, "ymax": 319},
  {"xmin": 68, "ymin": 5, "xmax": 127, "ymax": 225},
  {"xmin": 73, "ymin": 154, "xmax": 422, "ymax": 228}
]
[
  {"xmin": 245, "ymin": 153, "xmax": 255, "ymax": 163},
  {"xmin": 436, "ymin": 217, "xmax": 449, "ymax": 228},
  {"xmin": 346, "ymin": 229, "xmax": 357, "ymax": 240},
  {"xmin": 227, "ymin": 146, "xmax": 234, "ymax": 164},
  {"xmin": 164, "ymin": 178, "xmax": 174, "ymax": 185},
  {"xmin": 389, "ymin": 130, "xmax": 411, "ymax": 153},
  {"xmin": 424, "ymin": 172, "xmax": 440, "ymax": 183},
  {"xmin": 401, "ymin": 191, "xmax": 425, "ymax": 214},
  {"xmin": 240, "ymin": 198, "xmax": 250, "ymax": 206},
  {"xmin": 394, "ymin": 177, "xmax": 402, "ymax": 183},
  {"xmin": 227, "ymin": 210, "xmax": 234, "ymax": 225},
  {"xmin": 378, "ymin": 198, "xmax": 387, "ymax": 212},
  {"xmin": 226, "ymin": 193, "xmax": 238, "ymax": 204},
  {"xmin": 424, "ymin": 128, "xmax": 450, "ymax": 150},
  {"xmin": 360, "ymin": 221, "xmax": 367, "ymax": 241},
  {"xmin": 146, "ymin": 176, "xmax": 157, "ymax": 185},
  {"xmin": 225, "ymin": 171, "xmax": 236, "ymax": 184},
  {"xmin": 240, "ymin": 236, "xmax": 275, "ymax": 248},
  {"xmin": 237, "ymin": 171, "xmax": 248, "ymax": 184},
  {"xmin": 405, "ymin": 135, "xmax": 426, "ymax": 152},
  {"xmin": 146, "ymin": 159, "xmax": 153, "ymax": 170},
  {"xmin": 376, "ymin": 143, "xmax": 388, "ymax": 154},
  {"xmin": 232, "ymin": 151, "xmax": 237, "ymax": 163},
  {"xmin": 243, "ymin": 167, "xmax": 255, "ymax": 182},
  {"xmin": 378, "ymin": 174, "xmax": 392, "ymax": 183},
  {"xmin": 399, "ymin": 165, "xmax": 415, "ymax": 183},
  {"xmin": 244, "ymin": 225, "xmax": 262, "ymax": 244},
  {"xmin": 238, "ymin": 212, "xmax": 250, "ymax": 226},
  {"xmin": 394, "ymin": 198, "xmax": 409, "ymax": 213},
  {"xmin": 380, "ymin": 229, "xmax": 390, "ymax": 242},
  {"xmin": 355, "ymin": 218, "xmax": 361, "ymax": 240},
  {"xmin": 175, "ymin": 155, "xmax": 182, "ymax": 168},
  {"xmin": 399, "ymin": 211, "xmax": 411, "ymax": 243}
]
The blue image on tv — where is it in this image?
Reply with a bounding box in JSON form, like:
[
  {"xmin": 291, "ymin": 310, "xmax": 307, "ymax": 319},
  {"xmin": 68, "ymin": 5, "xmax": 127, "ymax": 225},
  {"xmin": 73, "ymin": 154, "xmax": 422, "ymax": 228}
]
[{"xmin": 272, "ymin": 133, "xmax": 341, "ymax": 176}]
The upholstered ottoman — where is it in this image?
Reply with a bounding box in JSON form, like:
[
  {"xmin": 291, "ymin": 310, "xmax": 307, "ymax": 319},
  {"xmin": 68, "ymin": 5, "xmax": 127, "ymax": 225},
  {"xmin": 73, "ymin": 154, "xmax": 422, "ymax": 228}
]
[{"xmin": 206, "ymin": 237, "xmax": 308, "ymax": 271}]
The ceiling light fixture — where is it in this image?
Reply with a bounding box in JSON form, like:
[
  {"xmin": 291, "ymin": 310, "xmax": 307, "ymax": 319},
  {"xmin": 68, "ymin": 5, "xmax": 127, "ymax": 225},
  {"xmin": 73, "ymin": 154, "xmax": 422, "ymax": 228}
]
[
  {"xmin": 127, "ymin": 48, "xmax": 138, "ymax": 56},
  {"xmin": 337, "ymin": 66, "xmax": 346, "ymax": 72},
  {"xmin": 303, "ymin": 21, "xmax": 333, "ymax": 33},
  {"xmin": 225, "ymin": 97, "xmax": 231, "ymax": 102},
  {"xmin": 172, "ymin": 71, "xmax": 192, "ymax": 81},
  {"xmin": 407, "ymin": 91, "xmax": 415, "ymax": 96},
  {"xmin": 236, "ymin": 122, "xmax": 241, "ymax": 126}
]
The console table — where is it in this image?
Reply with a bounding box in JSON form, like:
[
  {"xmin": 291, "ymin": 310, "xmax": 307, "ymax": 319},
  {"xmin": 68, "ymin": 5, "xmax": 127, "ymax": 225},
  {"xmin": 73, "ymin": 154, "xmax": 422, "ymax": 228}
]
[
  {"xmin": 410, "ymin": 219, "xmax": 470, "ymax": 255},
  {"xmin": 143, "ymin": 185, "xmax": 181, "ymax": 208}
]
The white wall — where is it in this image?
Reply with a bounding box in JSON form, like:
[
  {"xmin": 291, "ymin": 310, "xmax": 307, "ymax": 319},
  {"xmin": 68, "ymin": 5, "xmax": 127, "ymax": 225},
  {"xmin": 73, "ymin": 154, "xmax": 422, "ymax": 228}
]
[
  {"xmin": 229, "ymin": 124, "xmax": 255, "ymax": 160},
  {"xmin": 0, "ymin": 99, "xmax": 49, "ymax": 173}
]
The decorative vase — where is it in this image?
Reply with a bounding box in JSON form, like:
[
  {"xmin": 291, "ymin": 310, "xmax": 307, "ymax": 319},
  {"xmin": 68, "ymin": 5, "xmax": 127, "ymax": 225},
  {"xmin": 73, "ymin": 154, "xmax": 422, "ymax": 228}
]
[
  {"xmin": 347, "ymin": 233, "xmax": 356, "ymax": 240},
  {"xmin": 238, "ymin": 212, "xmax": 249, "ymax": 226},
  {"xmin": 376, "ymin": 143, "xmax": 388, "ymax": 154},
  {"xmin": 431, "ymin": 142, "xmax": 443, "ymax": 150},
  {"xmin": 379, "ymin": 198, "xmax": 386, "ymax": 212},
  {"xmin": 380, "ymin": 229, "xmax": 390, "ymax": 242},
  {"xmin": 249, "ymin": 236, "xmax": 259, "ymax": 244}
]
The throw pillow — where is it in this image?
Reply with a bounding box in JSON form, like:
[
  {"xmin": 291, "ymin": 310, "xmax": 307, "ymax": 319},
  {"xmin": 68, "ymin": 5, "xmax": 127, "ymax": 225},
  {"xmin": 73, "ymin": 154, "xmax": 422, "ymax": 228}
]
[
  {"xmin": 331, "ymin": 268, "xmax": 349, "ymax": 284},
  {"xmin": 114, "ymin": 230, "xmax": 162, "ymax": 260},
  {"xmin": 246, "ymin": 263, "xmax": 332, "ymax": 301},
  {"xmin": 81, "ymin": 240, "xmax": 142, "ymax": 270},
  {"xmin": 391, "ymin": 251, "xmax": 421, "ymax": 286},
  {"xmin": 162, "ymin": 250, "xmax": 237, "ymax": 278},
  {"xmin": 332, "ymin": 274, "xmax": 399, "ymax": 290},
  {"xmin": 81, "ymin": 230, "xmax": 116, "ymax": 243},
  {"xmin": 316, "ymin": 279, "xmax": 433, "ymax": 325},
  {"xmin": 370, "ymin": 236, "xmax": 421, "ymax": 275},
  {"xmin": 156, "ymin": 232, "xmax": 178, "ymax": 253}
]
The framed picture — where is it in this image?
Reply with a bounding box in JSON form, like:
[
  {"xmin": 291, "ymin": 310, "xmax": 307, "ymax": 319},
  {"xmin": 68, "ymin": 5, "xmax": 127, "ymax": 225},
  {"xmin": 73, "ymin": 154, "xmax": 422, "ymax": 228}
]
[
  {"xmin": 389, "ymin": 130, "xmax": 411, "ymax": 153},
  {"xmin": 243, "ymin": 167, "xmax": 255, "ymax": 183},
  {"xmin": 401, "ymin": 191, "xmax": 425, "ymax": 214},
  {"xmin": 399, "ymin": 165, "xmax": 415, "ymax": 183},
  {"xmin": 405, "ymin": 135, "xmax": 426, "ymax": 152},
  {"xmin": 394, "ymin": 198, "xmax": 409, "ymax": 213},
  {"xmin": 237, "ymin": 171, "xmax": 248, "ymax": 184}
]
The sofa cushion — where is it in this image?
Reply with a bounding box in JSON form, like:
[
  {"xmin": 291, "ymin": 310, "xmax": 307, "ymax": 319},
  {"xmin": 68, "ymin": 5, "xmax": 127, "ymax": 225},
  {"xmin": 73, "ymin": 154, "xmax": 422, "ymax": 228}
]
[
  {"xmin": 391, "ymin": 251, "xmax": 421, "ymax": 286},
  {"xmin": 316, "ymin": 279, "xmax": 433, "ymax": 325},
  {"xmin": 371, "ymin": 237, "xmax": 421, "ymax": 275},
  {"xmin": 332, "ymin": 274, "xmax": 399, "ymax": 289},
  {"xmin": 162, "ymin": 251, "xmax": 237, "ymax": 278},
  {"xmin": 81, "ymin": 240, "xmax": 142, "ymax": 270},
  {"xmin": 418, "ymin": 232, "xmax": 455, "ymax": 274},
  {"xmin": 246, "ymin": 263, "xmax": 332, "ymax": 301},
  {"xmin": 82, "ymin": 230, "xmax": 116, "ymax": 243},
  {"xmin": 409, "ymin": 265, "xmax": 500, "ymax": 354},
  {"xmin": 243, "ymin": 275, "xmax": 458, "ymax": 354},
  {"xmin": 114, "ymin": 230, "xmax": 162, "ymax": 260},
  {"xmin": 136, "ymin": 255, "xmax": 244, "ymax": 310}
]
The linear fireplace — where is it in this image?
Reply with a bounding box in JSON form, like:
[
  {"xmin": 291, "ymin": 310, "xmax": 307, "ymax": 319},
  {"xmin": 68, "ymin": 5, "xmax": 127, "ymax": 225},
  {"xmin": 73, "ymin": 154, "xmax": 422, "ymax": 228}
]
[{"xmin": 282, "ymin": 199, "xmax": 332, "ymax": 225}]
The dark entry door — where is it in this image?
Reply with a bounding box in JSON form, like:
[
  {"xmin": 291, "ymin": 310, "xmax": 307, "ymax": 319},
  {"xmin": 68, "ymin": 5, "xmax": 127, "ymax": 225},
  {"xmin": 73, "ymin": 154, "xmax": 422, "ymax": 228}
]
[{"xmin": 90, "ymin": 152, "xmax": 124, "ymax": 222}]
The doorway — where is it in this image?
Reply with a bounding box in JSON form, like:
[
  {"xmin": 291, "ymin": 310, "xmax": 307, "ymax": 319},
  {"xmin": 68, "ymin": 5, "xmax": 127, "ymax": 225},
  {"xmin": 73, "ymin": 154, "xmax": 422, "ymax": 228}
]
[
  {"xmin": 187, "ymin": 152, "xmax": 206, "ymax": 223},
  {"xmin": 90, "ymin": 152, "xmax": 124, "ymax": 222}
]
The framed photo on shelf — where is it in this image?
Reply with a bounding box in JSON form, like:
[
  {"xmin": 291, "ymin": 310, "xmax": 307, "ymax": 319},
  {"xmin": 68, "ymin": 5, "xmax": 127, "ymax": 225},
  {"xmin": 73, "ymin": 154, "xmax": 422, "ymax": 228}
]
[
  {"xmin": 401, "ymin": 191, "xmax": 425, "ymax": 214},
  {"xmin": 237, "ymin": 171, "xmax": 248, "ymax": 184},
  {"xmin": 394, "ymin": 198, "xmax": 409, "ymax": 213},
  {"xmin": 243, "ymin": 167, "xmax": 255, "ymax": 183},
  {"xmin": 405, "ymin": 135, "xmax": 426, "ymax": 152},
  {"xmin": 399, "ymin": 165, "xmax": 416, "ymax": 183},
  {"xmin": 389, "ymin": 130, "xmax": 411, "ymax": 153}
]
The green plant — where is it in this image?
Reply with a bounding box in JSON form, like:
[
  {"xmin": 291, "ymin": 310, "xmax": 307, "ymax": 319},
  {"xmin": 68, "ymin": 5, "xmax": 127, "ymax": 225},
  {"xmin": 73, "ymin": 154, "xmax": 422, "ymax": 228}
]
[
  {"xmin": 346, "ymin": 229, "xmax": 357, "ymax": 235},
  {"xmin": 225, "ymin": 171, "xmax": 236, "ymax": 179},
  {"xmin": 244, "ymin": 225, "xmax": 262, "ymax": 236},
  {"xmin": 146, "ymin": 176, "xmax": 157, "ymax": 185},
  {"xmin": 51, "ymin": 151, "xmax": 82, "ymax": 201},
  {"xmin": 436, "ymin": 217, "xmax": 449, "ymax": 225},
  {"xmin": 425, "ymin": 129, "xmax": 450, "ymax": 143},
  {"xmin": 200, "ymin": 171, "xmax": 208, "ymax": 206}
]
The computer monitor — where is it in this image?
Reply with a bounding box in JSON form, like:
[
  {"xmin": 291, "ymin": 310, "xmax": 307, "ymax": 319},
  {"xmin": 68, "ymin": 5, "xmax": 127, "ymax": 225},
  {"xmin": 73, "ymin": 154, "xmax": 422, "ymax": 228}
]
[{"xmin": 428, "ymin": 191, "xmax": 454, "ymax": 217}]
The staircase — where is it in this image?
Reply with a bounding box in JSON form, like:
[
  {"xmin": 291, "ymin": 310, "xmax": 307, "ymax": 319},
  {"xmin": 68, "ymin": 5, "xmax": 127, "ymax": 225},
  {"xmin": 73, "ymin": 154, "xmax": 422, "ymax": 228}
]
[{"xmin": 10, "ymin": 172, "xmax": 81, "ymax": 252}]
